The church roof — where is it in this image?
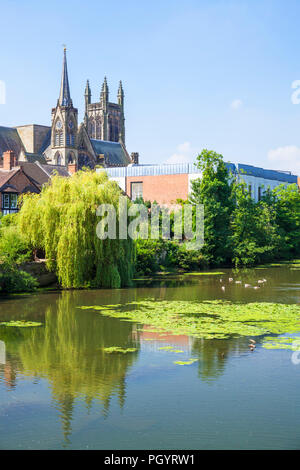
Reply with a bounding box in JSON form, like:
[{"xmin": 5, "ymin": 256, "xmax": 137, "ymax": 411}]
[
  {"xmin": 90, "ymin": 139, "xmax": 131, "ymax": 166},
  {"xmin": 38, "ymin": 129, "xmax": 51, "ymax": 154},
  {"xmin": 38, "ymin": 163, "xmax": 70, "ymax": 178},
  {"xmin": 0, "ymin": 126, "xmax": 24, "ymax": 158},
  {"xmin": 24, "ymin": 153, "xmax": 47, "ymax": 164}
]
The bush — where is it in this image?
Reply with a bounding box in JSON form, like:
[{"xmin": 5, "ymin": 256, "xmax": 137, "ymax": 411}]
[
  {"xmin": 135, "ymin": 239, "xmax": 207, "ymax": 274},
  {"xmin": 0, "ymin": 221, "xmax": 32, "ymax": 265},
  {"xmin": 0, "ymin": 215, "xmax": 37, "ymax": 294},
  {"xmin": 0, "ymin": 264, "xmax": 38, "ymax": 294}
]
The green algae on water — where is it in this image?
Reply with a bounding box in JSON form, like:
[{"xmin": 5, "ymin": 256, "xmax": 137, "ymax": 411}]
[
  {"xmin": 174, "ymin": 359, "xmax": 198, "ymax": 365},
  {"xmin": 262, "ymin": 335, "xmax": 300, "ymax": 351},
  {"xmin": 103, "ymin": 347, "xmax": 137, "ymax": 354},
  {"xmin": 183, "ymin": 272, "xmax": 225, "ymax": 276},
  {"xmin": 0, "ymin": 320, "xmax": 42, "ymax": 328},
  {"xmin": 78, "ymin": 300, "xmax": 300, "ymax": 343}
]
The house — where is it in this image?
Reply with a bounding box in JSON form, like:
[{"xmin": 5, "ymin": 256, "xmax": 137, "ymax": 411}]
[{"xmin": 0, "ymin": 150, "xmax": 69, "ymax": 215}]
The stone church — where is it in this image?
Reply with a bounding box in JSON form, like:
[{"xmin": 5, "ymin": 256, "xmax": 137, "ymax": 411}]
[{"xmin": 0, "ymin": 49, "xmax": 138, "ymax": 171}]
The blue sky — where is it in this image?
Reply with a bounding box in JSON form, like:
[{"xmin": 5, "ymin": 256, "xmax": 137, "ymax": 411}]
[{"xmin": 1, "ymin": 0, "xmax": 300, "ymax": 174}]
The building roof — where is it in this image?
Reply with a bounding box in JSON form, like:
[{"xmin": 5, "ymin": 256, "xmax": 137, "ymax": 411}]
[
  {"xmin": 18, "ymin": 162, "xmax": 50, "ymax": 188},
  {"xmin": 24, "ymin": 152, "xmax": 47, "ymax": 164},
  {"xmin": 0, "ymin": 169, "xmax": 19, "ymax": 190},
  {"xmin": 37, "ymin": 128, "xmax": 52, "ymax": 154},
  {"xmin": 103, "ymin": 162, "xmax": 298, "ymax": 183},
  {"xmin": 38, "ymin": 163, "xmax": 70, "ymax": 178},
  {"xmin": 235, "ymin": 163, "xmax": 297, "ymax": 183},
  {"xmin": 90, "ymin": 139, "xmax": 131, "ymax": 166},
  {"xmin": 0, "ymin": 126, "xmax": 24, "ymax": 158}
]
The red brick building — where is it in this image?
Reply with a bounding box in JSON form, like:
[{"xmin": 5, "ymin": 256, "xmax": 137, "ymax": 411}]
[{"xmin": 99, "ymin": 163, "xmax": 299, "ymax": 206}]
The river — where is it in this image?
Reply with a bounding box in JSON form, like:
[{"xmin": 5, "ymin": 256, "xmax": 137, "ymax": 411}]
[{"xmin": 0, "ymin": 265, "xmax": 299, "ymax": 449}]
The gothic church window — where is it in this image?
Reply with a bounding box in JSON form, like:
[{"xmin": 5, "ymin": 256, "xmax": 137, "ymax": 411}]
[
  {"xmin": 66, "ymin": 134, "xmax": 75, "ymax": 146},
  {"xmin": 55, "ymin": 152, "xmax": 62, "ymax": 166},
  {"xmin": 55, "ymin": 133, "xmax": 63, "ymax": 146}
]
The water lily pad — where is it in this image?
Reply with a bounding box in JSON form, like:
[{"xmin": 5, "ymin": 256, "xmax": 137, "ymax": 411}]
[
  {"xmin": 103, "ymin": 347, "xmax": 137, "ymax": 354},
  {"xmin": 78, "ymin": 300, "xmax": 300, "ymax": 344},
  {"xmin": 174, "ymin": 359, "xmax": 198, "ymax": 365},
  {"xmin": 0, "ymin": 320, "xmax": 42, "ymax": 328}
]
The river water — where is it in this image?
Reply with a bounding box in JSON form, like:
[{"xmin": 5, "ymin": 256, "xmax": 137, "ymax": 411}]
[{"xmin": 0, "ymin": 266, "xmax": 299, "ymax": 449}]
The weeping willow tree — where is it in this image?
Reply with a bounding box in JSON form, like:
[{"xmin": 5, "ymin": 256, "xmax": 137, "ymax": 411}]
[{"xmin": 18, "ymin": 170, "xmax": 135, "ymax": 288}]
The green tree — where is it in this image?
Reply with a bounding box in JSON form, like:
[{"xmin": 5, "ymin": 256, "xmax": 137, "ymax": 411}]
[
  {"xmin": 17, "ymin": 170, "xmax": 135, "ymax": 289},
  {"xmin": 190, "ymin": 149, "xmax": 234, "ymax": 265},
  {"xmin": 271, "ymin": 184, "xmax": 300, "ymax": 257},
  {"xmin": 230, "ymin": 181, "xmax": 280, "ymax": 266}
]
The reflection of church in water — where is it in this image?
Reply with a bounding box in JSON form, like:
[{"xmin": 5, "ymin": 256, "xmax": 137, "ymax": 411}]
[{"xmin": 0, "ymin": 48, "xmax": 138, "ymax": 171}]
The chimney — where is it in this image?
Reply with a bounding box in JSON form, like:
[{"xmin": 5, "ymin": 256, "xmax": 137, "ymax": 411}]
[
  {"xmin": 3, "ymin": 150, "xmax": 17, "ymax": 170},
  {"xmin": 131, "ymin": 152, "xmax": 139, "ymax": 165},
  {"xmin": 68, "ymin": 162, "xmax": 78, "ymax": 175}
]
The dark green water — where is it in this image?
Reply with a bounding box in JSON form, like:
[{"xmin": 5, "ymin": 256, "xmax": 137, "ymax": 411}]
[{"xmin": 0, "ymin": 266, "xmax": 299, "ymax": 450}]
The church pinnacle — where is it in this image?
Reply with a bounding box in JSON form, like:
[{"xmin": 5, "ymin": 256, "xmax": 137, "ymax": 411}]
[{"xmin": 58, "ymin": 47, "xmax": 72, "ymax": 107}]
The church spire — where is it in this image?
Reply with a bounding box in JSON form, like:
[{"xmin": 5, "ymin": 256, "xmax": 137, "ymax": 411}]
[
  {"xmin": 101, "ymin": 76, "xmax": 109, "ymax": 102},
  {"xmin": 59, "ymin": 47, "xmax": 72, "ymax": 107},
  {"xmin": 118, "ymin": 80, "xmax": 124, "ymax": 108},
  {"xmin": 84, "ymin": 79, "xmax": 91, "ymax": 118},
  {"xmin": 85, "ymin": 79, "xmax": 91, "ymax": 100}
]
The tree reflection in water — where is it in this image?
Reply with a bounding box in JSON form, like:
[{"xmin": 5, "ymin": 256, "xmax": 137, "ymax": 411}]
[{"xmin": 1, "ymin": 291, "xmax": 140, "ymax": 444}]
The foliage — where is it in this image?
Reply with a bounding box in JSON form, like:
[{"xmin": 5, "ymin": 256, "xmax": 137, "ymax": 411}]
[
  {"xmin": 189, "ymin": 149, "xmax": 300, "ymax": 268},
  {"xmin": 190, "ymin": 149, "xmax": 234, "ymax": 265},
  {"xmin": 0, "ymin": 215, "xmax": 32, "ymax": 265},
  {"xmin": 17, "ymin": 170, "xmax": 135, "ymax": 289},
  {"xmin": 135, "ymin": 238, "xmax": 206, "ymax": 274},
  {"xmin": 229, "ymin": 181, "xmax": 281, "ymax": 266},
  {"xmin": 265, "ymin": 184, "xmax": 300, "ymax": 258},
  {"xmin": 0, "ymin": 264, "xmax": 38, "ymax": 294},
  {"xmin": 0, "ymin": 214, "xmax": 37, "ymax": 294}
]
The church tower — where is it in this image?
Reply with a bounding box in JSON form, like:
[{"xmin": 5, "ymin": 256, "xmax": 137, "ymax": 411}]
[
  {"xmin": 51, "ymin": 48, "xmax": 78, "ymax": 166},
  {"xmin": 84, "ymin": 77, "xmax": 125, "ymax": 143}
]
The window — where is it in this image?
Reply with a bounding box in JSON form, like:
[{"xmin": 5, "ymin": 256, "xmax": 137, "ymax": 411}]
[
  {"xmin": 248, "ymin": 185, "xmax": 252, "ymax": 197},
  {"xmin": 2, "ymin": 193, "xmax": 18, "ymax": 215},
  {"xmin": 131, "ymin": 182, "xmax": 143, "ymax": 201},
  {"xmin": 55, "ymin": 132, "xmax": 63, "ymax": 146},
  {"xmin": 55, "ymin": 152, "xmax": 62, "ymax": 165},
  {"xmin": 66, "ymin": 134, "xmax": 75, "ymax": 146},
  {"xmin": 258, "ymin": 187, "xmax": 261, "ymax": 201}
]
